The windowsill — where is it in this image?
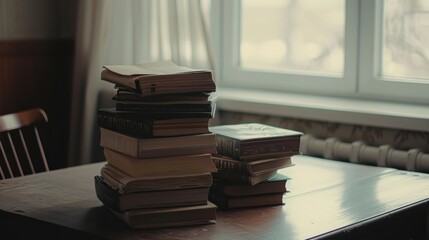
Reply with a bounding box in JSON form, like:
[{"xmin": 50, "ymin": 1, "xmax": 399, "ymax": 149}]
[{"xmin": 216, "ymin": 87, "xmax": 429, "ymax": 132}]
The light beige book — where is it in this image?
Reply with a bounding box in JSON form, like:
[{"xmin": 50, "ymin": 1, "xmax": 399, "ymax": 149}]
[
  {"xmin": 101, "ymin": 164, "xmax": 213, "ymax": 194},
  {"xmin": 104, "ymin": 148, "xmax": 217, "ymax": 178},
  {"xmin": 101, "ymin": 60, "xmax": 216, "ymax": 96},
  {"xmin": 99, "ymin": 127, "xmax": 216, "ymax": 158},
  {"xmin": 210, "ymin": 123, "xmax": 302, "ymax": 161},
  {"xmin": 107, "ymin": 201, "xmax": 217, "ymax": 229}
]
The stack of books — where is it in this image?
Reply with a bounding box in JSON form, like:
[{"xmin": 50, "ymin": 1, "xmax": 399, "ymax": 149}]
[
  {"xmin": 94, "ymin": 61, "xmax": 218, "ymax": 228},
  {"xmin": 208, "ymin": 123, "xmax": 302, "ymax": 209}
]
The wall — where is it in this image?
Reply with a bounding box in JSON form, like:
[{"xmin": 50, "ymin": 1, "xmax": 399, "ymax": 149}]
[{"xmin": 0, "ymin": 0, "xmax": 77, "ymax": 169}]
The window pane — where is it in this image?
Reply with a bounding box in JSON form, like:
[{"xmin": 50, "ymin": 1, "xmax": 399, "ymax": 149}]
[
  {"xmin": 240, "ymin": 0, "xmax": 345, "ymax": 75},
  {"xmin": 382, "ymin": 0, "xmax": 429, "ymax": 80}
]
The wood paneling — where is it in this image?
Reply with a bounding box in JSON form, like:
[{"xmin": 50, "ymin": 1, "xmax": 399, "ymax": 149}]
[{"xmin": 0, "ymin": 39, "xmax": 74, "ymax": 169}]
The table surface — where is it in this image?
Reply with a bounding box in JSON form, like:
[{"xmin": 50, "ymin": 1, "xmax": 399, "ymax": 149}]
[{"xmin": 1, "ymin": 155, "xmax": 429, "ymax": 240}]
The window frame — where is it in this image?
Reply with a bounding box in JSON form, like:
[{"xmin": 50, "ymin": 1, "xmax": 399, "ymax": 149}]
[
  {"xmin": 359, "ymin": 0, "xmax": 429, "ymax": 104},
  {"xmin": 213, "ymin": 0, "xmax": 429, "ymax": 105}
]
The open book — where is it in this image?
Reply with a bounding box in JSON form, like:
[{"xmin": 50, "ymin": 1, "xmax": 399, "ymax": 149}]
[{"xmin": 101, "ymin": 61, "xmax": 216, "ymax": 96}]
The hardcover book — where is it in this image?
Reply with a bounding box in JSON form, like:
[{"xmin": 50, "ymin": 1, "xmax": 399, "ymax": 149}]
[
  {"xmin": 115, "ymin": 101, "xmax": 215, "ymax": 113},
  {"xmin": 99, "ymin": 128, "xmax": 217, "ymax": 158},
  {"xmin": 100, "ymin": 164, "xmax": 213, "ymax": 194},
  {"xmin": 212, "ymin": 154, "xmax": 292, "ymax": 176},
  {"xmin": 114, "ymin": 88, "xmax": 214, "ymax": 103},
  {"xmin": 107, "ymin": 201, "xmax": 217, "ymax": 229},
  {"xmin": 98, "ymin": 108, "xmax": 211, "ymax": 137},
  {"xmin": 210, "ymin": 173, "xmax": 290, "ymax": 197},
  {"xmin": 103, "ymin": 149, "xmax": 217, "ymax": 178},
  {"xmin": 212, "ymin": 170, "xmax": 277, "ymax": 185},
  {"xmin": 94, "ymin": 176, "xmax": 209, "ymax": 211},
  {"xmin": 99, "ymin": 107, "xmax": 214, "ymax": 119},
  {"xmin": 209, "ymin": 192, "xmax": 285, "ymax": 209},
  {"xmin": 101, "ymin": 60, "xmax": 216, "ymax": 96},
  {"xmin": 209, "ymin": 123, "xmax": 303, "ymax": 161}
]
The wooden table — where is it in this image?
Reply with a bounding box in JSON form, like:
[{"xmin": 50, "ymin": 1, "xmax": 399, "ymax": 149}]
[{"xmin": 1, "ymin": 155, "xmax": 428, "ymax": 240}]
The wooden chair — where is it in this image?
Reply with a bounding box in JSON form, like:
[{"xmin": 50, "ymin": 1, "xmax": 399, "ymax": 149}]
[{"xmin": 0, "ymin": 108, "xmax": 49, "ymax": 179}]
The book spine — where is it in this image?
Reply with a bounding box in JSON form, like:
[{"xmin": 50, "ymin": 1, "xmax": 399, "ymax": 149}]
[
  {"xmin": 116, "ymin": 103, "xmax": 212, "ymax": 113},
  {"xmin": 240, "ymin": 139, "xmax": 301, "ymax": 157},
  {"xmin": 208, "ymin": 189, "xmax": 229, "ymax": 209},
  {"xmin": 101, "ymin": 69, "xmax": 138, "ymax": 90},
  {"xmin": 94, "ymin": 176, "xmax": 122, "ymax": 212},
  {"xmin": 212, "ymin": 158, "xmax": 247, "ymax": 173},
  {"xmin": 98, "ymin": 112, "xmax": 154, "ymax": 137},
  {"xmin": 100, "ymin": 129, "xmax": 139, "ymax": 158},
  {"xmin": 215, "ymin": 135, "xmax": 241, "ymax": 160},
  {"xmin": 209, "ymin": 181, "xmax": 226, "ymax": 195},
  {"xmin": 212, "ymin": 171, "xmax": 250, "ymax": 185}
]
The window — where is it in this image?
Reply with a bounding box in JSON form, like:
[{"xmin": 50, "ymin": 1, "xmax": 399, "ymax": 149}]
[
  {"xmin": 213, "ymin": 0, "xmax": 429, "ymax": 105},
  {"xmin": 240, "ymin": 0, "xmax": 345, "ymax": 75},
  {"xmin": 381, "ymin": 1, "xmax": 429, "ymax": 80}
]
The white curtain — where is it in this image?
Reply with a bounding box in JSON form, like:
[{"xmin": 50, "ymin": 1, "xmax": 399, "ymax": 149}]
[{"xmin": 68, "ymin": 0, "xmax": 214, "ymax": 166}]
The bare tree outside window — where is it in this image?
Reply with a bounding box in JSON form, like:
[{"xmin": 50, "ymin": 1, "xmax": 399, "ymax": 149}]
[
  {"xmin": 382, "ymin": 0, "xmax": 429, "ymax": 80},
  {"xmin": 240, "ymin": 0, "xmax": 345, "ymax": 75}
]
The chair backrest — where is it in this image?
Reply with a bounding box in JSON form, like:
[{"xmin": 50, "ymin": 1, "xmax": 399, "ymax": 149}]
[{"xmin": 0, "ymin": 108, "xmax": 49, "ymax": 179}]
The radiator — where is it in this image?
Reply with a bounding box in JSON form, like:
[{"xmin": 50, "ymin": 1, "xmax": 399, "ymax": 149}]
[{"xmin": 300, "ymin": 134, "xmax": 429, "ymax": 173}]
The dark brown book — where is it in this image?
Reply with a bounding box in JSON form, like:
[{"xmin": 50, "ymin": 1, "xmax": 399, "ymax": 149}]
[
  {"xmin": 100, "ymin": 164, "xmax": 213, "ymax": 194},
  {"xmin": 209, "ymin": 192, "xmax": 284, "ymax": 209},
  {"xmin": 209, "ymin": 123, "xmax": 303, "ymax": 161},
  {"xmin": 107, "ymin": 201, "xmax": 217, "ymax": 229},
  {"xmin": 99, "ymin": 107, "xmax": 214, "ymax": 119},
  {"xmin": 98, "ymin": 108, "xmax": 210, "ymax": 137},
  {"xmin": 114, "ymin": 89, "xmax": 214, "ymax": 102},
  {"xmin": 103, "ymin": 149, "xmax": 217, "ymax": 178},
  {"xmin": 99, "ymin": 128, "xmax": 216, "ymax": 158},
  {"xmin": 212, "ymin": 170, "xmax": 277, "ymax": 185},
  {"xmin": 115, "ymin": 101, "xmax": 215, "ymax": 113},
  {"xmin": 101, "ymin": 61, "xmax": 216, "ymax": 96},
  {"xmin": 94, "ymin": 176, "xmax": 209, "ymax": 211},
  {"xmin": 210, "ymin": 173, "xmax": 289, "ymax": 197},
  {"xmin": 212, "ymin": 154, "xmax": 292, "ymax": 176}
]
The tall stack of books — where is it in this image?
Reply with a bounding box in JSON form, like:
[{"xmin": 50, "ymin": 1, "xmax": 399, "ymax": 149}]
[
  {"xmin": 208, "ymin": 123, "xmax": 302, "ymax": 209},
  {"xmin": 94, "ymin": 61, "xmax": 218, "ymax": 228}
]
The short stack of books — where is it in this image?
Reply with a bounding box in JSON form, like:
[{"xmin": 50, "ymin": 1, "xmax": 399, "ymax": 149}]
[
  {"xmin": 208, "ymin": 123, "xmax": 302, "ymax": 209},
  {"xmin": 94, "ymin": 60, "xmax": 218, "ymax": 228}
]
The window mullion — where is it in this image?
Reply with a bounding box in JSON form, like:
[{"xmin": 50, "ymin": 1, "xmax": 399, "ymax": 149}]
[
  {"xmin": 358, "ymin": 0, "xmax": 380, "ymax": 98},
  {"xmin": 344, "ymin": 0, "xmax": 360, "ymax": 94}
]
